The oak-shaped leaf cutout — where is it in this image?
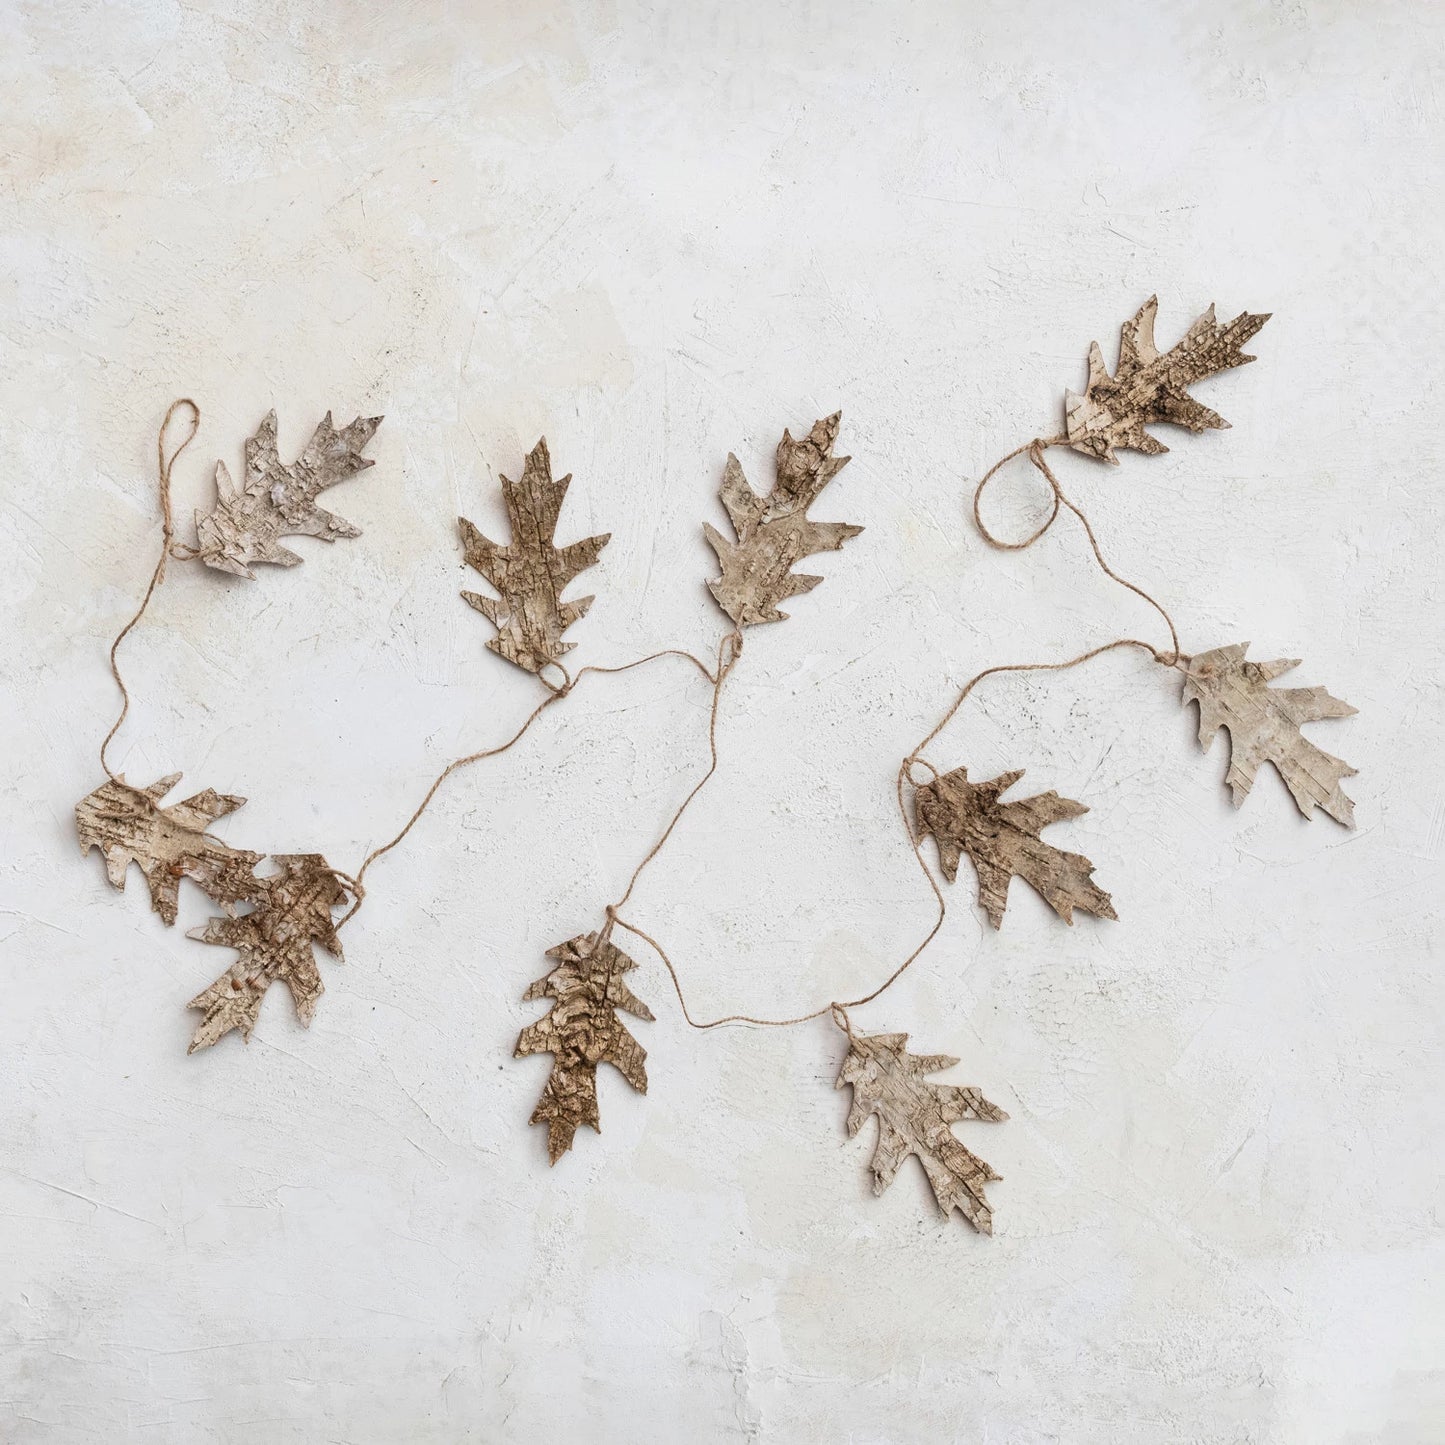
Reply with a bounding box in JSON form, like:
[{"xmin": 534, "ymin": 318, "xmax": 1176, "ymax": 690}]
[
  {"xmin": 1064, "ymin": 295, "xmax": 1270, "ymax": 463},
  {"xmin": 459, "ymin": 439, "xmax": 610, "ymax": 675},
  {"xmin": 1182, "ymin": 642, "xmax": 1357, "ymax": 826},
  {"xmin": 915, "ymin": 765, "xmax": 1116, "ymax": 929},
  {"xmin": 75, "ymin": 772, "xmax": 262, "ymax": 926},
  {"xmin": 185, "ymin": 854, "xmax": 351, "ymax": 1052},
  {"xmin": 838, "ymin": 1030, "xmax": 1007, "ymax": 1235},
  {"xmin": 515, "ymin": 930, "xmax": 653, "ymax": 1164},
  {"xmin": 704, "ymin": 412, "xmax": 862, "ymax": 626},
  {"xmin": 196, "ymin": 410, "xmax": 382, "ymax": 577}
]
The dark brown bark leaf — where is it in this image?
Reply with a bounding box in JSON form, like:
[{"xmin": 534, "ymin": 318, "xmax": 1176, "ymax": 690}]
[
  {"xmin": 75, "ymin": 772, "xmax": 262, "ymax": 926},
  {"xmin": 515, "ymin": 931, "xmax": 653, "ymax": 1164},
  {"xmin": 915, "ymin": 765, "xmax": 1116, "ymax": 929},
  {"xmin": 1064, "ymin": 296, "xmax": 1269, "ymax": 463},
  {"xmin": 185, "ymin": 854, "xmax": 351, "ymax": 1052},
  {"xmin": 704, "ymin": 413, "xmax": 861, "ymax": 626},
  {"xmin": 459, "ymin": 439, "xmax": 610, "ymax": 675}
]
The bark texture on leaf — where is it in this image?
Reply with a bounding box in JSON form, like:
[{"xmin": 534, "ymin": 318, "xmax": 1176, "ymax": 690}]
[
  {"xmin": 459, "ymin": 439, "xmax": 610, "ymax": 675},
  {"xmin": 915, "ymin": 765, "xmax": 1116, "ymax": 929},
  {"xmin": 1064, "ymin": 295, "xmax": 1269, "ymax": 463},
  {"xmin": 837, "ymin": 1030, "xmax": 1007, "ymax": 1235},
  {"xmin": 185, "ymin": 854, "xmax": 350, "ymax": 1052},
  {"xmin": 195, "ymin": 410, "xmax": 382, "ymax": 577},
  {"xmin": 1182, "ymin": 642, "xmax": 1357, "ymax": 826},
  {"xmin": 704, "ymin": 412, "xmax": 861, "ymax": 626},
  {"xmin": 515, "ymin": 931, "xmax": 653, "ymax": 1164},
  {"xmin": 75, "ymin": 772, "xmax": 262, "ymax": 926}
]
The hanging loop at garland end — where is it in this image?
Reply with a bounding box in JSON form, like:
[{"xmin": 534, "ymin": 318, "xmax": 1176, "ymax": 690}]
[{"xmin": 972, "ymin": 436, "xmax": 1066, "ymax": 552}]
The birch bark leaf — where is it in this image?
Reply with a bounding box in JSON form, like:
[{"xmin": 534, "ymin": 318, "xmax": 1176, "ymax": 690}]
[
  {"xmin": 75, "ymin": 772, "xmax": 262, "ymax": 925},
  {"xmin": 459, "ymin": 439, "xmax": 610, "ymax": 675},
  {"xmin": 1182, "ymin": 642, "xmax": 1357, "ymax": 826},
  {"xmin": 1064, "ymin": 296, "xmax": 1270, "ymax": 463},
  {"xmin": 837, "ymin": 1030, "xmax": 1007, "ymax": 1235},
  {"xmin": 195, "ymin": 410, "xmax": 382, "ymax": 577},
  {"xmin": 185, "ymin": 854, "xmax": 351, "ymax": 1052},
  {"xmin": 704, "ymin": 412, "xmax": 861, "ymax": 626},
  {"xmin": 915, "ymin": 765, "xmax": 1116, "ymax": 929},
  {"xmin": 515, "ymin": 931, "xmax": 654, "ymax": 1163}
]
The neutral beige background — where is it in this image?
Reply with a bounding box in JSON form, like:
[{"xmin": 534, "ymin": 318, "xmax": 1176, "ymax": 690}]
[{"xmin": 3, "ymin": 2, "xmax": 1443, "ymax": 1441}]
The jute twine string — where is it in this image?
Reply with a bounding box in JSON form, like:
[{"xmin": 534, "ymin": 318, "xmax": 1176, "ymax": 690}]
[
  {"xmin": 339, "ymin": 641, "xmax": 725, "ymax": 930},
  {"xmin": 971, "ymin": 436, "xmax": 1182, "ymax": 665},
  {"xmin": 598, "ymin": 624, "xmax": 941, "ymax": 1038},
  {"xmin": 606, "ymin": 747, "xmax": 947, "ymax": 1037},
  {"xmin": 599, "ymin": 629, "xmax": 743, "ymax": 929},
  {"xmin": 100, "ymin": 399, "xmax": 200, "ymax": 783}
]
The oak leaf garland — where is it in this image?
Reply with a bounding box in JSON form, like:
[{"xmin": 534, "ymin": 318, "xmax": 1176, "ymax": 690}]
[
  {"xmin": 915, "ymin": 765, "xmax": 1116, "ymax": 929},
  {"xmin": 1064, "ymin": 295, "xmax": 1270, "ymax": 463},
  {"xmin": 196, "ymin": 410, "xmax": 382, "ymax": 577},
  {"xmin": 704, "ymin": 412, "xmax": 862, "ymax": 626},
  {"xmin": 70, "ymin": 364, "xmax": 1363, "ymax": 1239},
  {"xmin": 459, "ymin": 439, "xmax": 610, "ymax": 675},
  {"xmin": 1182, "ymin": 643, "xmax": 1357, "ymax": 826},
  {"xmin": 837, "ymin": 1030, "xmax": 1007, "ymax": 1235},
  {"xmin": 515, "ymin": 931, "xmax": 654, "ymax": 1163},
  {"xmin": 75, "ymin": 773, "xmax": 262, "ymax": 926},
  {"xmin": 185, "ymin": 854, "xmax": 351, "ymax": 1052}
]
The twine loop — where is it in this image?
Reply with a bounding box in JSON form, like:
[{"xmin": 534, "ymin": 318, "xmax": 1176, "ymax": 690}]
[
  {"xmin": 332, "ymin": 870, "xmax": 367, "ymax": 930},
  {"xmin": 903, "ymin": 756, "xmax": 939, "ymax": 788},
  {"xmin": 972, "ymin": 435, "xmax": 1181, "ymax": 664},
  {"xmin": 972, "ymin": 436, "xmax": 1063, "ymax": 550},
  {"xmin": 156, "ymin": 398, "xmax": 200, "ymax": 575},
  {"xmin": 99, "ymin": 399, "xmax": 201, "ymax": 782}
]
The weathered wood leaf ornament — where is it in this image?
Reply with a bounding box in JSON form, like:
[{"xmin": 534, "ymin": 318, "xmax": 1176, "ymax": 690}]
[
  {"xmin": 75, "ymin": 772, "xmax": 262, "ymax": 925},
  {"xmin": 196, "ymin": 410, "xmax": 382, "ymax": 577},
  {"xmin": 915, "ymin": 765, "xmax": 1116, "ymax": 929},
  {"xmin": 515, "ymin": 931, "xmax": 653, "ymax": 1163},
  {"xmin": 459, "ymin": 439, "xmax": 610, "ymax": 675},
  {"xmin": 705, "ymin": 412, "xmax": 861, "ymax": 626},
  {"xmin": 1065, "ymin": 296, "xmax": 1269, "ymax": 463},
  {"xmin": 186, "ymin": 854, "xmax": 352, "ymax": 1052},
  {"xmin": 838, "ymin": 1030, "xmax": 1007, "ymax": 1235},
  {"xmin": 1182, "ymin": 643, "xmax": 1357, "ymax": 825}
]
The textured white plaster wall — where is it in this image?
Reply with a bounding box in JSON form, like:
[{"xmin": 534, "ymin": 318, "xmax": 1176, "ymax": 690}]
[{"xmin": 2, "ymin": 2, "xmax": 1443, "ymax": 1441}]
